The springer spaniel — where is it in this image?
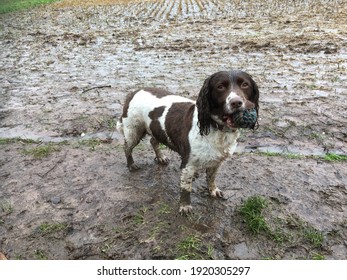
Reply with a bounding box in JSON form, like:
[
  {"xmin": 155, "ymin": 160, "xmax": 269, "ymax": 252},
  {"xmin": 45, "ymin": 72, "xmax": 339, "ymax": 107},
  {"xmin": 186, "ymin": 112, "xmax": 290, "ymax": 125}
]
[{"xmin": 117, "ymin": 70, "xmax": 259, "ymax": 214}]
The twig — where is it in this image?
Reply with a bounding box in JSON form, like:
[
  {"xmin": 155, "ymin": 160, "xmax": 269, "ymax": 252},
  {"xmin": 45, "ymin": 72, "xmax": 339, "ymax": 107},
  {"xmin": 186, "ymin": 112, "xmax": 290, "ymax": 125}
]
[
  {"xmin": 38, "ymin": 151, "xmax": 67, "ymax": 178},
  {"xmin": 81, "ymin": 85, "xmax": 111, "ymax": 94}
]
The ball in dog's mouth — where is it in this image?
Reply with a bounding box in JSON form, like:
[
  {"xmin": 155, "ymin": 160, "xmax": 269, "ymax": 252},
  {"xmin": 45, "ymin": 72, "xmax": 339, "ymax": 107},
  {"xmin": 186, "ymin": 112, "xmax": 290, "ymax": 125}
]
[{"xmin": 223, "ymin": 108, "xmax": 257, "ymax": 129}]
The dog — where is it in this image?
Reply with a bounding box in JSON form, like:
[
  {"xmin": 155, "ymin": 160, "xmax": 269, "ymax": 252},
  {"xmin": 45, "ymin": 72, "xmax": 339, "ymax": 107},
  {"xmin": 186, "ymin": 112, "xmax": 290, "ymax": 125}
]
[{"xmin": 117, "ymin": 70, "xmax": 259, "ymax": 214}]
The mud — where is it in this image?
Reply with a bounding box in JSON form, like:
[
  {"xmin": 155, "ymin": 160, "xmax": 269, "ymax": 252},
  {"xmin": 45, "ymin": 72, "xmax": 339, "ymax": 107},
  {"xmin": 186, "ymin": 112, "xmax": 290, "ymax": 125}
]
[{"xmin": 0, "ymin": 0, "xmax": 346, "ymax": 259}]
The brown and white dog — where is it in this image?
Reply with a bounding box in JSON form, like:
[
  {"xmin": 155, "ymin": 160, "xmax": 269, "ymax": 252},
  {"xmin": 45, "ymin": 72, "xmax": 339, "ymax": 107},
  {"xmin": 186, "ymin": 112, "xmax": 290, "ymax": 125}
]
[{"xmin": 117, "ymin": 70, "xmax": 259, "ymax": 214}]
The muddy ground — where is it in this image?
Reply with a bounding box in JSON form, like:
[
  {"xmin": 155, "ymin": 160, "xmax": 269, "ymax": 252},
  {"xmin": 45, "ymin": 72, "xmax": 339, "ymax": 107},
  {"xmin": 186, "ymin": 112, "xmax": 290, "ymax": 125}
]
[{"xmin": 0, "ymin": 0, "xmax": 346, "ymax": 259}]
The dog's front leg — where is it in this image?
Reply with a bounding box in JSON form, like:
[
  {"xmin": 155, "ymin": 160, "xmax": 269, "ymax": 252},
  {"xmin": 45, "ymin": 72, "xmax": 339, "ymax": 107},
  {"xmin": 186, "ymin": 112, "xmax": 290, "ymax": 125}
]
[
  {"xmin": 179, "ymin": 166, "xmax": 195, "ymax": 215},
  {"xmin": 207, "ymin": 164, "xmax": 224, "ymax": 198}
]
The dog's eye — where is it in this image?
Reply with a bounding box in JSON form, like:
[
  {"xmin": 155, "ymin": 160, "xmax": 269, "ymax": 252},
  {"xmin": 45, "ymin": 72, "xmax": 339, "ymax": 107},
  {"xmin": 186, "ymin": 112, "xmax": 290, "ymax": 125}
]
[
  {"xmin": 241, "ymin": 82, "xmax": 249, "ymax": 89},
  {"xmin": 217, "ymin": 84, "xmax": 225, "ymax": 90}
]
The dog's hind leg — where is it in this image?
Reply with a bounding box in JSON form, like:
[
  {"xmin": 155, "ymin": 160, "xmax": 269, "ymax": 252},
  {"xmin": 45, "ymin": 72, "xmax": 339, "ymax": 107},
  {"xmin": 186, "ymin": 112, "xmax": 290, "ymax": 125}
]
[
  {"xmin": 122, "ymin": 123, "xmax": 146, "ymax": 171},
  {"xmin": 150, "ymin": 137, "xmax": 169, "ymax": 165}
]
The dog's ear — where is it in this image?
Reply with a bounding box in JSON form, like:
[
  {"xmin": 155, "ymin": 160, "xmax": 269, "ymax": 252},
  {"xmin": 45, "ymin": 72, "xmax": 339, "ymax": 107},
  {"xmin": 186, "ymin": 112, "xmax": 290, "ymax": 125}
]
[
  {"xmin": 196, "ymin": 76, "xmax": 212, "ymax": 136},
  {"xmin": 250, "ymin": 77, "xmax": 260, "ymax": 130}
]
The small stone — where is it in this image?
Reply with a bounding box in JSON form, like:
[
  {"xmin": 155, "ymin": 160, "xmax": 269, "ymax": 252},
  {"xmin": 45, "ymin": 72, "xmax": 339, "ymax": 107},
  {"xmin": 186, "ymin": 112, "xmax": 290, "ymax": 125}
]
[{"xmin": 51, "ymin": 196, "xmax": 61, "ymax": 204}]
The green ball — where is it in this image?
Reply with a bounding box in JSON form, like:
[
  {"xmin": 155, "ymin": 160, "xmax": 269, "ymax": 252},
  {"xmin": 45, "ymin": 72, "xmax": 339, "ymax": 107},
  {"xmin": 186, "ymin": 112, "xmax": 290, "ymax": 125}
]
[{"xmin": 233, "ymin": 108, "xmax": 257, "ymax": 128}]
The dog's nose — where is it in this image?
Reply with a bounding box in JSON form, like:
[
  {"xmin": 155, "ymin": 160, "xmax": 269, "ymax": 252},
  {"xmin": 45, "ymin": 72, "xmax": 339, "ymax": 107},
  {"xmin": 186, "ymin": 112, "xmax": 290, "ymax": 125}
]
[{"xmin": 229, "ymin": 96, "xmax": 243, "ymax": 109}]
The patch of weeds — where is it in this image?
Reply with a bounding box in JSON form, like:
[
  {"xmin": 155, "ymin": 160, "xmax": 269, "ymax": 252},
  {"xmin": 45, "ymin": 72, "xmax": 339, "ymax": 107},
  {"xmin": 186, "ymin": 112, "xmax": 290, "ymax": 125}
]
[
  {"xmin": 39, "ymin": 222, "xmax": 67, "ymax": 235},
  {"xmin": 270, "ymin": 228, "xmax": 291, "ymax": 244},
  {"xmin": 303, "ymin": 226, "xmax": 324, "ymax": 248},
  {"xmin": 308, "ymin": 132, "xmax": 324, "ymax": 141},
  {"xmin": 207, "ymin": 244, "xmax": 215, "ymax": 260},
  {"xmin": 255, "ymin": 151, "xmax": 347, "ymax": 162},
  {"xmin": 149, "ymin": 221, "xmax": 169, "ymax": 241},
  {"xmin": 176, "ymin": 235, "xmax": 203, "ymax": 260},
  {"xmin": 322, "ymin": 153, "xmax": 347, "ymax": 162},
  {"xmin": 260, "ymin": 151, "xmax": 281, "ymax": 157},
  {"xmin": 23, "ymin": 144, "xmax": 60, "ymax": 159},
  {"xmin": 0, "ymin": 138, "xmax": 18, "ymax": 145},
  {"xmin": 239, "ymin": 196, "xmax": 269, "ymax": 234},
  {"xmin": 0, "ymin": 201, "xmax": 14, "ymax": 214},
  {"xmin": 78, "ymin": 138, "xmax": 102, "ymax": 149},
  {"xmin": 284, "ymin": 153, "xmax": 304, "ymax": 159},
  {"xmin": 133, "ymin": 207, "xmax": 148, "ymax": 225},
  {"xmin": 78, "ymin": 138, "xmax": 112, "ymax": 150},
  {"xmin": 311, "ymin": 253, "xmax": 325, "ymax": 260},
  {"xmin": 0, "ymin": 137, "xmax": 39, "ymax": 145},
  {"xmin": 34, "ymin": 249, "xmax": 48, "ymax": 260},
  {"xmin": 158, "ymin": 203, "xmax": 171, "ymax": 215},
  {"xmin": 239, "ymin": 199, "xmax": 327, "ymax": 258},
  {"xmin": 107, "ymin": 118, "xmax": 117, "ymax": 131}
]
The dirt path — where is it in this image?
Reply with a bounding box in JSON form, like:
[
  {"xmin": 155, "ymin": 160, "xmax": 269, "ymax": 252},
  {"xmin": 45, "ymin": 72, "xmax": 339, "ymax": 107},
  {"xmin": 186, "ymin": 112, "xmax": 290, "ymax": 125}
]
[{"xmin": 0, "ymin": 0, "xmax": 346, "ymax": 259}]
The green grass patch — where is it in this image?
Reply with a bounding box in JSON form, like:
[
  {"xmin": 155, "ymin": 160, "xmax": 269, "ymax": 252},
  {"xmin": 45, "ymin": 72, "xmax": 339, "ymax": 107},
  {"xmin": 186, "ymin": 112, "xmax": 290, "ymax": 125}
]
[
  {"xmin": 239, "ymin": 196, "xmax": 269, "ymax": 234},
  {"xmin": 322, "ymin": 153, "xmax": 347, "ymax": 162},
  {"xmin": 23, "ymin": 144, "xmax": 60, "ymax": 159},
  {"xmin": 0, "ymin": 0, "xmax": 58, "ymax": 14},
  {"xmin": 34, "ymin": 249, "xmax": 48, "ymax": 260},
  {"xmin": 256, "ymin": 151, "xmax": 347, "ymax": 162},
  {"xmin": 303, "ymin": 226, "xmax": 324, "ymax": 248},
  {"xmin": 39, "ymin": 222, "xmax": 67, "ymax": 235},
  {"xmin": 238, "ymin": 197, "xmax": 326, "ymax": 257},
  {"xmin": 0, "ymin": 137, "xmax": 39, "ymax": 145},
  {"xmin": 311, "ymin": 253, "xmax": 325, "ymax": 260},
  {"xmin": 133, "ymin": 207, "xmax": 148, "ymax": 225},
  {"xmin": 176, "ymin": 235, "xmax": 203, "ymax": 260},
  {"xmin": 158, "ymin": 203, "xmax": 171, "ymax": 215},
  {"xmin": 0, "ymin": 201, "xmax": 14, "ymax": 214}
]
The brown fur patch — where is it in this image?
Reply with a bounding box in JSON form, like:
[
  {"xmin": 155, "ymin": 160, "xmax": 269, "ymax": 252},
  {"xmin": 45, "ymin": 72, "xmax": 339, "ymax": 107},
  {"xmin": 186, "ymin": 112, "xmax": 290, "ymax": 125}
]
[
  {"xmin": 121, "ymin": 89, "xmax": 141, "ymax": 119},
  {"xmin": 144, "ymin": 87, "xmax": 172, "ymax": 98},
  {"xmin": 149, "ymin": 106, "xmax": 168, "ymax": 145},
  {"xmin": 165, "ymin": 102, "xmax": 195, "ymax": 168}
]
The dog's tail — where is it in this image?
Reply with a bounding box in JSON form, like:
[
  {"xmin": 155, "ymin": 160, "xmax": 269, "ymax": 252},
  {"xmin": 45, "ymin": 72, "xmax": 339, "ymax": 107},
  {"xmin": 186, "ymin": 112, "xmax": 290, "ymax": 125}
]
[{"xmin": 116, "ymin": 118, "xmax": 124, "ymax": 135}]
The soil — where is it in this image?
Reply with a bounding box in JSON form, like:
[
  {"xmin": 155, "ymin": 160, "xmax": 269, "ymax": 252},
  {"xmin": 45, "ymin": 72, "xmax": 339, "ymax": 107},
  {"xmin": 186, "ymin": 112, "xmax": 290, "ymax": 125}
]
[{"xmin": 0, "ymin": 0, "xmax": 346, "ymax": 260}]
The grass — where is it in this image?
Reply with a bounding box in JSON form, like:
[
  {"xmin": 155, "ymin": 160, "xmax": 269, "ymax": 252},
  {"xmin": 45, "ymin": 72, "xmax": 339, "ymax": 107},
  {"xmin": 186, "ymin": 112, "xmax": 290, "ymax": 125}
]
[
  {"xmin": 78, "ymin": 139, "xmax": 102, "ymax": 150},
  {"xmin": 23, "ymin": 144, "xmax": 60, "ymax": 159},
  {"xmin": 39, "ymin": 222, "xmax": 67, "ymax": 235},
  {"xmin": 311, "ymin": 253, "xmax": 325, "ymax": 260},
  {"xmin": 158, "ymin": 203, "xmax": 171, "ymax": 215},
  {"xmin": 0, "ymin": 0, "xmax": 58, "ymax": 13},
  {"xmin": 175, "ymin": 235, "xmax": 216, "ymax": 260},
  {"xmin": 239, "ymin": 196, "xmax": 326, "ymax": 258},
  {"xmin": 176, "ymin": 235, "xmax": 203, "ymax": 260},
  {"xmin": 323, "ymin": 153, "xmax": 347, "ymax": 162},
  {"xmin": 0, "ymin": 137, "xmax": 39, "ymax": 145},
  {"xmin": 239, "ymin": 196, "xmax": 269, "ymax": 234},
  {"xmin": 257, "ymin": 151, "xmax": 347, "ymax": 162},
  {"xmin": 303, "ymin": 226, "xmax": 324, "ymax": 248},
  {"xmin": 133, "ymin": 207, "xmax": 148, "ymax": 225},
  {"xmin": 0, "ymin": 201, "xmax": 14, "ymax": 214},
  {"xmin": 34, "ymin": 249, "xmax": 48, "ymax": 260}
]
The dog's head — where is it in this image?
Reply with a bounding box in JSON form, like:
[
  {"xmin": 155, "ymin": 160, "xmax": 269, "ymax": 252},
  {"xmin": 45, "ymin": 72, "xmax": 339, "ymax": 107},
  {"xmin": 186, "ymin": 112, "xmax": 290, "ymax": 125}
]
[{"xmin": 196, "ymin": 70, "xmax": 259, "ymax": 135}]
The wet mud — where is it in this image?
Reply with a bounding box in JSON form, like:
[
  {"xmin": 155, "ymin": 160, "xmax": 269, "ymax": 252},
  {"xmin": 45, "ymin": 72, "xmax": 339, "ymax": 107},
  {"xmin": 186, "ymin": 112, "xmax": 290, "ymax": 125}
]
[{"xmin": 0, "ymin": 0, "xmax": 346, "ymax": 259}]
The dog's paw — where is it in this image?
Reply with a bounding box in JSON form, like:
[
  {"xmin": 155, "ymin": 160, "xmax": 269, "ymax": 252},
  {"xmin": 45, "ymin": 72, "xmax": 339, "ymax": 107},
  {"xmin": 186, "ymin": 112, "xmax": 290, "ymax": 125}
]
[
  {"xmin": 155, "ymin": 156, "xmax": 170, "ymax": 165},
  {"xmin": 179, "ymin": 205, "xmax": 193, "ymax": 215},
  {"xmin": 128, "ymin": 163, "xmax": 140, "ymax": 172},
  {"xmin": 210, "ymin": 188, "xmax": 224, "ymax": 198}
]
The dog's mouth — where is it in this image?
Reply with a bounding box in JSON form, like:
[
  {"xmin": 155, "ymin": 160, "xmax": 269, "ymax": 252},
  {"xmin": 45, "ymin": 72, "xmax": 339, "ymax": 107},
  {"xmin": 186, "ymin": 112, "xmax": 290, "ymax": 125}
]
[{"xmin": 222, "ymin": 114, "xmax": 236, "ymax": 128}]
